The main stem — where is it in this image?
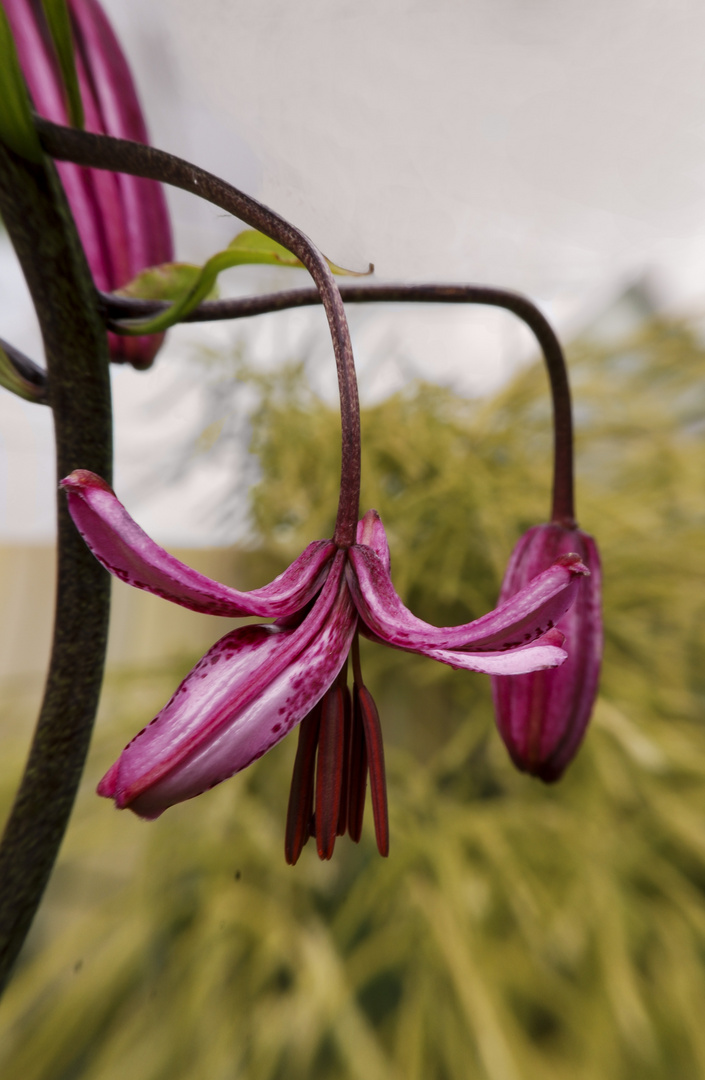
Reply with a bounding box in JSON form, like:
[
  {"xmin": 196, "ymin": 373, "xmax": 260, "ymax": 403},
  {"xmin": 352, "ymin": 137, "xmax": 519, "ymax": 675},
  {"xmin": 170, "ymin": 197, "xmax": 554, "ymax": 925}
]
[
  {"xmin": 36, "ymin": 118, "xmax": 362, "ymax": 546},
  {"xmin": 0, "ymin": 143, "xmax": 112, "ymax": 994}
]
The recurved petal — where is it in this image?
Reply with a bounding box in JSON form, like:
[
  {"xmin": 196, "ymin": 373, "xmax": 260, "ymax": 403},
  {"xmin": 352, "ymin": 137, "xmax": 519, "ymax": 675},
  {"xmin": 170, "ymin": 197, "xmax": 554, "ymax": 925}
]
[
  {"xmin": 98, "ymin": 551, "xmax": 357, "ymax": 818},
  {"xmin": 360, "ymin": 623, "xmax": 568, "ymax": 675},
  {"xmin": 61, "ymin": 470, "xmax": 336, "ymax": 617},
  {"xmin": 347, "ymin": 543, "xmax": 588, "ymax": 652},
  {"xmin": 406, "ymin": 628, "xmax": 567, "ymax": 675}
]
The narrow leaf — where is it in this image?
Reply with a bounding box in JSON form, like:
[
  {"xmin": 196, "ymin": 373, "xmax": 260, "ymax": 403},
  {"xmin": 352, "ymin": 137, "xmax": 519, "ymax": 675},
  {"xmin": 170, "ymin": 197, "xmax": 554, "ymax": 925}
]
[
  {"xmin": 0, "ymin": 5, "xmax": 43, "ymax": 162},
  {"xmin": 0, "ymin": 338, "xmax": 48, "ymax": 404},
  {"xmin": 113, "ymin": 230, "xmax": 372, "ymax": 337},
  {"xmin": 116, "ymin": 262, "xmax": 219, "ymax": 303},
  {"xmin": 41, "ymin": 0, "xmax": 84, "ymax": 128},
  {"xmin": 227, "ymin": 230, "xmax": 373, "ymax": 276}
]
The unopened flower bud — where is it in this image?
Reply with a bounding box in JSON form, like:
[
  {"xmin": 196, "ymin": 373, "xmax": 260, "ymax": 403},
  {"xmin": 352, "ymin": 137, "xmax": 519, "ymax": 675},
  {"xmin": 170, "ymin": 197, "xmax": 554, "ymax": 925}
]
[
  {"xmin": 491, "ymin": 523, "xmax": 602, "ymax": 781},
  {"xmin": 6, "ymin": 0, "xmax": 173, "ymax": 368}
]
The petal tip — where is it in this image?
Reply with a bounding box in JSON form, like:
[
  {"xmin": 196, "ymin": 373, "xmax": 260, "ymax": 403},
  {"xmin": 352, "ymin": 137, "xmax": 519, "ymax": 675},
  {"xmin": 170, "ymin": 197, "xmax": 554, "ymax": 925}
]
[
  {"xmin": 97, "ymin": 759, "xmax": 120, "ymax": 799},
  {"xmin": 356, "ymin": 509, "xmax": 381, "ymax": 543},
  {"xmin": 60, "ymin": 469, "xmax": 113, "ymax": 494},
  {"xmin": 556, "ymin": 552, "xmax": 590, "ymax": 576}
]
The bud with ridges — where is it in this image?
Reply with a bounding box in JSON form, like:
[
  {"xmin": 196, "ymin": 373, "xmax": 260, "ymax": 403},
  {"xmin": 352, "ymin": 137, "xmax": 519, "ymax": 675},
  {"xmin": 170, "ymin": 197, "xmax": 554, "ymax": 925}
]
[
  {"xmin": 4, "ymin": 0, "xmax": 173, "ymax": 368},
  {"xmin": 491, "ymin": 522, "xmax": 602, "ymax": 781}
]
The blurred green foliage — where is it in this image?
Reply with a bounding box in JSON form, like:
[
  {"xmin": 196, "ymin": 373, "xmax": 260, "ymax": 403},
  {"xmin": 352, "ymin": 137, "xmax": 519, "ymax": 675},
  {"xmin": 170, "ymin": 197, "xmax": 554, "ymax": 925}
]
[{"xmin": 2, "ymin": 315, "xmax": 705, "ymax": 1079}]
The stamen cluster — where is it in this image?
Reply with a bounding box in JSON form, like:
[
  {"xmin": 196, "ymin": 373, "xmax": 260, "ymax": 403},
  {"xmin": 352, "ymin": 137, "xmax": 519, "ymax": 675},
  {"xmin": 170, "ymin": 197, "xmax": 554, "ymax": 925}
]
[{"xmin": 286, "ymin": 638, "xmax": 388, "ymax": 864}]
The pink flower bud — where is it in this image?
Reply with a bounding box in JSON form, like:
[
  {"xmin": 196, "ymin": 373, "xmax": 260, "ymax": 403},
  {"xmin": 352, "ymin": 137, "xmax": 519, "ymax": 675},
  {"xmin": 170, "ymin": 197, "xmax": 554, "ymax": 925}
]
[
  {"xmin": 491, "ymin": 523, "xmax": 602, "ymax": 781},
  {"xmin": 5, "ymin": 0, "xmax": 173, "ymax": 368}
]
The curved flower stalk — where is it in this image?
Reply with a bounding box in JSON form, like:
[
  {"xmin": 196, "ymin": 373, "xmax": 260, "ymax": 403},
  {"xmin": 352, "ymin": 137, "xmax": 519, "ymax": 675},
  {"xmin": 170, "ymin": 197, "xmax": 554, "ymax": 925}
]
[
  {"xmin": 5, "ymin": 0, "xmax": 173, "ymax": 368},
  {"xmin": 61, "ymin": 469, "xmax": 588, "ymax": 862}
]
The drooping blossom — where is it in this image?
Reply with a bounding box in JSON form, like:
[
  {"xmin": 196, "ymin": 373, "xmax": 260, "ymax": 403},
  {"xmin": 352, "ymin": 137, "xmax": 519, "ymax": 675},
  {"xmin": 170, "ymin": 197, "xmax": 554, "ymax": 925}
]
[
  {"xmin": 5, "ymin": 0, "xmax": 173, "ymax": 368},
  {"xmin": 491, "ymin": 523, "xmax": 602, "ymax": 781},
  {"xmin": 61, "ymin": 469, "xmax": 589, "ymax": 862}
]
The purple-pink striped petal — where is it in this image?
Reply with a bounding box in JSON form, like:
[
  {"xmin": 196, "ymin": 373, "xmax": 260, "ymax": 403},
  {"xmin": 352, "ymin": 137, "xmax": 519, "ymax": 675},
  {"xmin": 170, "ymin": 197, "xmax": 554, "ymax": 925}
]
[
  {"xmin": 61, "ymin": 470, "xmax": 336, "ymax": 617},
  {"xmin": 346, "ymin": 542, "xmax": 588, "ymax": 651},
  {"xmin": 98, "ymin": 551, "xmax": 357, "ymax": 818}
]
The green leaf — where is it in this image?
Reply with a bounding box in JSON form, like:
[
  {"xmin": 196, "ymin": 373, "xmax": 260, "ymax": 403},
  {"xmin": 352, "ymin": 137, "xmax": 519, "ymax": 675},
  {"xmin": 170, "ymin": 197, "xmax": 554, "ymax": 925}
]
[
  {"xmin": 117, "ymin": 262, "xmax": 220, "ymax": 303},
  {"xmin": 0, "ymin": 342, "xmax": 47, "ymax": 403},
  {"xmin": 225, "ymin": 229, "xmax": 305, "ymax": 268},
  {"xmin": 226, "ymin": 230, "xmax": 374, "ymax": 277},
  {"xmin": 114, "ymin": 230, "xmax": 373, "ymax": 337},
  {"xmin": 41, "ymin": 0, "xmax": 84, "ymax": 129},
  {"xmin": 0, "ymin": 5, "xmax": 43, "ymax": 163}
]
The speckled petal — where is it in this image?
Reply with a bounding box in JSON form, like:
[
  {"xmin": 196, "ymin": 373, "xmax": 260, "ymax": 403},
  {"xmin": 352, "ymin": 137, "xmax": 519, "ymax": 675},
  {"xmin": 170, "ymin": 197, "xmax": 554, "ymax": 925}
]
[
  {"xmin": 97, "ymin": 551, "xmax": 357, "ymax": 818},
  {"xmin": 347, "ymin": 542, "xmax": 588, "ymax": 651},
  {"xmin": 61, "ymin": 470, "xmax": 336, "ymax": 618}
]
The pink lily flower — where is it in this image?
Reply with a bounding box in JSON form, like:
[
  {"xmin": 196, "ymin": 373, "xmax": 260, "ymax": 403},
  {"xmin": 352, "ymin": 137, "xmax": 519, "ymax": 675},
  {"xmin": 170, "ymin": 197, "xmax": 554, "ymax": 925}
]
[
  {"xmin": 491, "ymin": 523, "xmax": 602, "ymax": 781},
  {"xmin": 61, "ymin": 469, "xmax": 589, "ymax": 862},
  {"xmin": 5, "ymin": 0, "xmax": 173, "ymax": 368}
]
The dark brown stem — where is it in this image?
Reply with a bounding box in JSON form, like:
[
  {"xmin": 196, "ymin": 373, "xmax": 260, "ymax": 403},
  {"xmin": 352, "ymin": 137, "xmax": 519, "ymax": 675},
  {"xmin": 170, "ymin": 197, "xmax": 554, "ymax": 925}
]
[
  {"xmin": 36, "ymin": 116, "xmax": 362, "ymax": 546},
  {"xmin": 103, "ymin": 282, "xmax": 576, "ymax": 525},
  {"xmin": 0, "ymin": 143, "xmax": 112, "ymax": 994}
]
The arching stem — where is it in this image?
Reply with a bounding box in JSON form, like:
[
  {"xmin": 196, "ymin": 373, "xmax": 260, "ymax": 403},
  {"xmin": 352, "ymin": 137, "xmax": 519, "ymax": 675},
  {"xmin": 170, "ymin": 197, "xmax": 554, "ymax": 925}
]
[
  {"xmin": 105, "ymin": 281, "xmax": 576, "ymax": 526},
  {"xmin": 35, "ymin": 117, "xmax": 362, "ymax": 545}
]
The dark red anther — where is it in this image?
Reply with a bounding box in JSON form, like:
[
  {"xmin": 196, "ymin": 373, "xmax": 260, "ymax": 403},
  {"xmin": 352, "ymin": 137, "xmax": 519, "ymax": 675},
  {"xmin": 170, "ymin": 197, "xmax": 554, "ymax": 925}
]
[
  {"xmin": 347, "ymin": 684, "xmax": 368, "ymax": 843},
  {"xmin": 356, "ymin": 685, "xmax": 389, "ymax": 858},
  {"xmin": 315, "ymin": 686, "xmax": 346, "ymax": 860},
  {"xmin": 285, "ymin": 640, "xmax": 388, "ymax": 863},
  {"xmin": 336, "ymin": 685, "xmax": 352, "ymax": 837},
  {"xmin": 284, "ymin": 702, "xmax": 321, "ymax": 865}
]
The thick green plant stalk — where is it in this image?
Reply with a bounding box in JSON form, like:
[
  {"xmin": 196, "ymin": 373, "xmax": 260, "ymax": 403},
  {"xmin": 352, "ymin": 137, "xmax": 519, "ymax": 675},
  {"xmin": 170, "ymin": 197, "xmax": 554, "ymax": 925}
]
[{"xmin": 0, "ymin": 141, "xmax": 112, "ymax": 994}]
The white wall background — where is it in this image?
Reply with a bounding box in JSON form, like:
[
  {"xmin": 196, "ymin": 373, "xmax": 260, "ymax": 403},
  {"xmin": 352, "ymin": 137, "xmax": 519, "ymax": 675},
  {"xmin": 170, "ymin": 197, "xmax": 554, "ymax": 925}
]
[{"xmin": 3, "ymin": 0, "xmax": 705, "ymax": 543}]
